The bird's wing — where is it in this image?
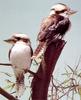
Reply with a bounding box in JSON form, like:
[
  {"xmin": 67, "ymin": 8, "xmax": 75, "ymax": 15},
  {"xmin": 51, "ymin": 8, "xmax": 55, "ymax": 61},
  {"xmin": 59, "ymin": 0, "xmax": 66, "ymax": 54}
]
[
  {"xmin": 8, "ymin": 46, "xmax": 13, "ymax": 60},
  {"xmin": 48, "ymin": 18, "xmax": 71, "ymax": 36},
  {"xmin": 37, "ymin": 16, "xmax": 56, "ymax": 41},
  {"xmin": 45, "ymin": 17, "xmax": 71, "ymax": 41}
]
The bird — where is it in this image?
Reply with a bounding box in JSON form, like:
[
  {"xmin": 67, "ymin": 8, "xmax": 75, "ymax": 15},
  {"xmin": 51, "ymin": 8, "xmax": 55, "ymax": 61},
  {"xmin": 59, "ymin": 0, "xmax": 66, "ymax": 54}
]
[
  {"xmin": 32, "ymin": 3, "xmax": 77, "ymax": 60},
  {"xmin": 4, "ymin": 33, "xmax": 33, "ymax": 98}
]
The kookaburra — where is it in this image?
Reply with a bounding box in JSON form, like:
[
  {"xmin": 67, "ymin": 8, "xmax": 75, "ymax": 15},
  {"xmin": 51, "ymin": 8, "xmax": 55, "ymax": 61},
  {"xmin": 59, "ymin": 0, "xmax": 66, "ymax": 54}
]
[
  {"xmin": 32, "ymin": 3, "xmax": 76, "ymax": 59},
  {"xmin": 4, "ymin": 33, "xmax": 33, "ymax": 98}
]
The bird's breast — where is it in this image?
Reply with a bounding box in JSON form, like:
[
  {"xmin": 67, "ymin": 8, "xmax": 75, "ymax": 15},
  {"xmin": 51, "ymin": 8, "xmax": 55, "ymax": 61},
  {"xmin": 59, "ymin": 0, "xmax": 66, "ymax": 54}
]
[{"xmin": 10, "ymin": 42, "xmax": 31, "ymax": 69}]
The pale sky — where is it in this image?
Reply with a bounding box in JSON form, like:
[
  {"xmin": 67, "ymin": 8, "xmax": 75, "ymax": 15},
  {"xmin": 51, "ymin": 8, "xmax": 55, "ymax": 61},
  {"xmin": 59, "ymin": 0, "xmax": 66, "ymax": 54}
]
[{"xmin": 0, "ymin": 0, "xmax": 81, "ymax": 100}]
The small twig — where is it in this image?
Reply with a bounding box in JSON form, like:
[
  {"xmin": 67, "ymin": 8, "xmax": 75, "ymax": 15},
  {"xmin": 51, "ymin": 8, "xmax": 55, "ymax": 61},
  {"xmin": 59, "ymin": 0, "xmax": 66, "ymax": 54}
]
[
  {"xmin": 0, "ymin": 63, "xmax": 35, "ymax": 76},
  {"xmin": 75, "ymin": 56, "xmax": 81, "ymax": 70},
  {"xmin": 58, "ymin": 87, "xmax": 74, "ymax": 100},
  {"xmin": 0, "ymin": 87, "xmax": 18, "ymax": 100},
  {"xmin": 0, "ymin": 63, "xmax": 12, "ymax": 66}
]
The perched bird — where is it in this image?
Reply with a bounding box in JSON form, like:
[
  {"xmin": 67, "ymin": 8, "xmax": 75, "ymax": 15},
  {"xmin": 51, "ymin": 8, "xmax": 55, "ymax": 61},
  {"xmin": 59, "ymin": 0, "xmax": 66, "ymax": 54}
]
[
  {"xmin": 32, "ymin": 3, "xmax": 77, "ymax": 59},
  {"xmin": 4, "ymin": 33, "xmax": 33, "ymax": 98}
]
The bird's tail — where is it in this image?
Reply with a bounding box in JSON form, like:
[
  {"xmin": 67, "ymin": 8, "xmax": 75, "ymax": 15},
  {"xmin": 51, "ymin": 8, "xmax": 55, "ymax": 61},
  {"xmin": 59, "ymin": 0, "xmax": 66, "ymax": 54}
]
[
  {"xmin": 16, "ymin": 82, "xmax": 25, "ymax": 99},
  {"xmin": 32, "ymin": 42, "xmax": 46, "ymax": 59},
  {"xmin": 14, "ymin": 69, "xmax": 25, "ymax": 98},
  {"xmin": 31, "ymin": 42, "xmax": 46, "ymax": 64}
]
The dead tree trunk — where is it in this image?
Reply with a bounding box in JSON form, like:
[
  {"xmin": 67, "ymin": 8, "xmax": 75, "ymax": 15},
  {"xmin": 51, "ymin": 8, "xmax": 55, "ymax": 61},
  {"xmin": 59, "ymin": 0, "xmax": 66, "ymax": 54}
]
[{"xmin": 31, "ymin": 39, "xmax": 66, "ymax": 100}]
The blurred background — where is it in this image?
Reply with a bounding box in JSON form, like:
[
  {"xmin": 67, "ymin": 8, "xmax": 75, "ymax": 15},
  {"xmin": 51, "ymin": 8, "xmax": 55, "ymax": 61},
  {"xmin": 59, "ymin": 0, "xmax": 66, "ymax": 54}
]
[{"xmin": 0, "ymin": 0, "xmax": 81, "ymax": 100}]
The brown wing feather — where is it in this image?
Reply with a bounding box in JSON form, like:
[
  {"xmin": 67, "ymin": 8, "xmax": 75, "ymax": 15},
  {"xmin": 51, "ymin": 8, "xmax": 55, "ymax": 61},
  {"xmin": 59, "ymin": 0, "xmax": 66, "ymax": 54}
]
[
  {"xmin": 37, "ymin": 16, "xmax": 56, "ymax": 41},
  {"xmin": 37, "ymin": 15, "xmax": 64, "ymax": 42}
]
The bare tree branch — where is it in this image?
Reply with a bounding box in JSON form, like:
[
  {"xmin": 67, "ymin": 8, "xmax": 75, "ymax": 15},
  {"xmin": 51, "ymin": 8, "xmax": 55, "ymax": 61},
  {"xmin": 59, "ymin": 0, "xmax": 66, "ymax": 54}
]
[
  {"xmin": 0, "ymin": 63, "xmax": 12, "ymax": 66},
  {"xmin": 0, "ymin": 63, "xmax": 35, "ymax": 76},
  {"xmin": 0, "ymin": 87, "xmax": 18, "ymax": 100}
]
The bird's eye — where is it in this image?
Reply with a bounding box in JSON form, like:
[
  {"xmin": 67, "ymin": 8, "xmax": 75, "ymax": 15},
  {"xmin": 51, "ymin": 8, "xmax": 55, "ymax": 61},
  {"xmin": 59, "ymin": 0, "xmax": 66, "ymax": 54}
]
[
  {"xmin": 61, "ymin": 9, "xmax": 67, "ymax": 13},
  {"xmin": 16, "ymin": 37, "xmax": 21, "ymax": 41},
  {"xmin": 56, "ymin": 9, "xmax": 67, "ymax": 14},
  {"xmin": 23, "ymin": 39, "xmax": 29, "ymax": 43}
]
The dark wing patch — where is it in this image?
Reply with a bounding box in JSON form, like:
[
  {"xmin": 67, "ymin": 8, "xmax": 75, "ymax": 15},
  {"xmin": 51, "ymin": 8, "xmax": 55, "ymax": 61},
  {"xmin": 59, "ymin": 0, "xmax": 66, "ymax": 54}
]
[
  {"xmin": 30, "ymin": 46, "xmax": 33, "ymax": 56},
  {"xmin": 46, "ymin": 17, "xmax": 70, "ymax": 40},
  {"xmin": 8, "ymin": 46, "xmax": 13, "ymax": 60},
  {"xmin": 54, "ymin": 18, "xmax": 71, "ymax": 35},
  {"xmin": 37, "ymin": 15, "xmax": 65, "ymax": 42}
]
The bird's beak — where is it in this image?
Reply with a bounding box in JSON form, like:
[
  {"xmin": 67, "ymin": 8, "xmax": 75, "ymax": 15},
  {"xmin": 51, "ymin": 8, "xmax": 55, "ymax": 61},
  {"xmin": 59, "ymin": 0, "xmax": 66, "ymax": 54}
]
[
  {"xmin": 4, "ymin": 38, "xmax": 16, "ymax": 44},
  {"xmin": 68, "ymin": 9, "xmax": 77, "ymax": 15}
]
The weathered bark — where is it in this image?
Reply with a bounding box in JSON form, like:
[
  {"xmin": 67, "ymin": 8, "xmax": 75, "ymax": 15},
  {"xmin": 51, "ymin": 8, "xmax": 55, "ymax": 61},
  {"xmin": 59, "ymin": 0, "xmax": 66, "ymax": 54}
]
[{"xmin": 31, "ymin": 39, "xmax": 66, "ymax": 100}]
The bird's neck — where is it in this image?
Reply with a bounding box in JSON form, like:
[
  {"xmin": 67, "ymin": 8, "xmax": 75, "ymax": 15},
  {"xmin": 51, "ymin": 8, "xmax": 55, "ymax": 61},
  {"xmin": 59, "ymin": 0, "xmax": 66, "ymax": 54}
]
[
  {"xmin": 13, "ymin": 41, "xmax": 26, "ymax": 46},
  {"xmin": 49, "ymin": 14, "xmax": 64, "ymax": 21},
  {"xmin": 13, "ymin": 40, "xmax": 31, "ymax": 47}
]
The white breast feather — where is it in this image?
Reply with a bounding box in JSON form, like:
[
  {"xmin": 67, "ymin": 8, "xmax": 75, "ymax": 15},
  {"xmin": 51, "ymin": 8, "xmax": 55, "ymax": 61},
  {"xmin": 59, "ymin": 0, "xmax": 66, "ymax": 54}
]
[{"xmin": 10, "ymin": 41, "xmax": 31, "ymax": 70}]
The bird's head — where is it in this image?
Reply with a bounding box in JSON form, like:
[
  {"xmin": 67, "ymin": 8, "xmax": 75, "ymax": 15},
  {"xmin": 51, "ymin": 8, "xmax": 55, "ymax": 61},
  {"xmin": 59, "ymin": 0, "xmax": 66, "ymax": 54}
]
[
  {"xmin": 49, "ymin": 3, "xmax": 77, "ymax": 17},
  {"xmin": 4, "ymin": 33, "xmax": 31, "ymax": 45}
]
